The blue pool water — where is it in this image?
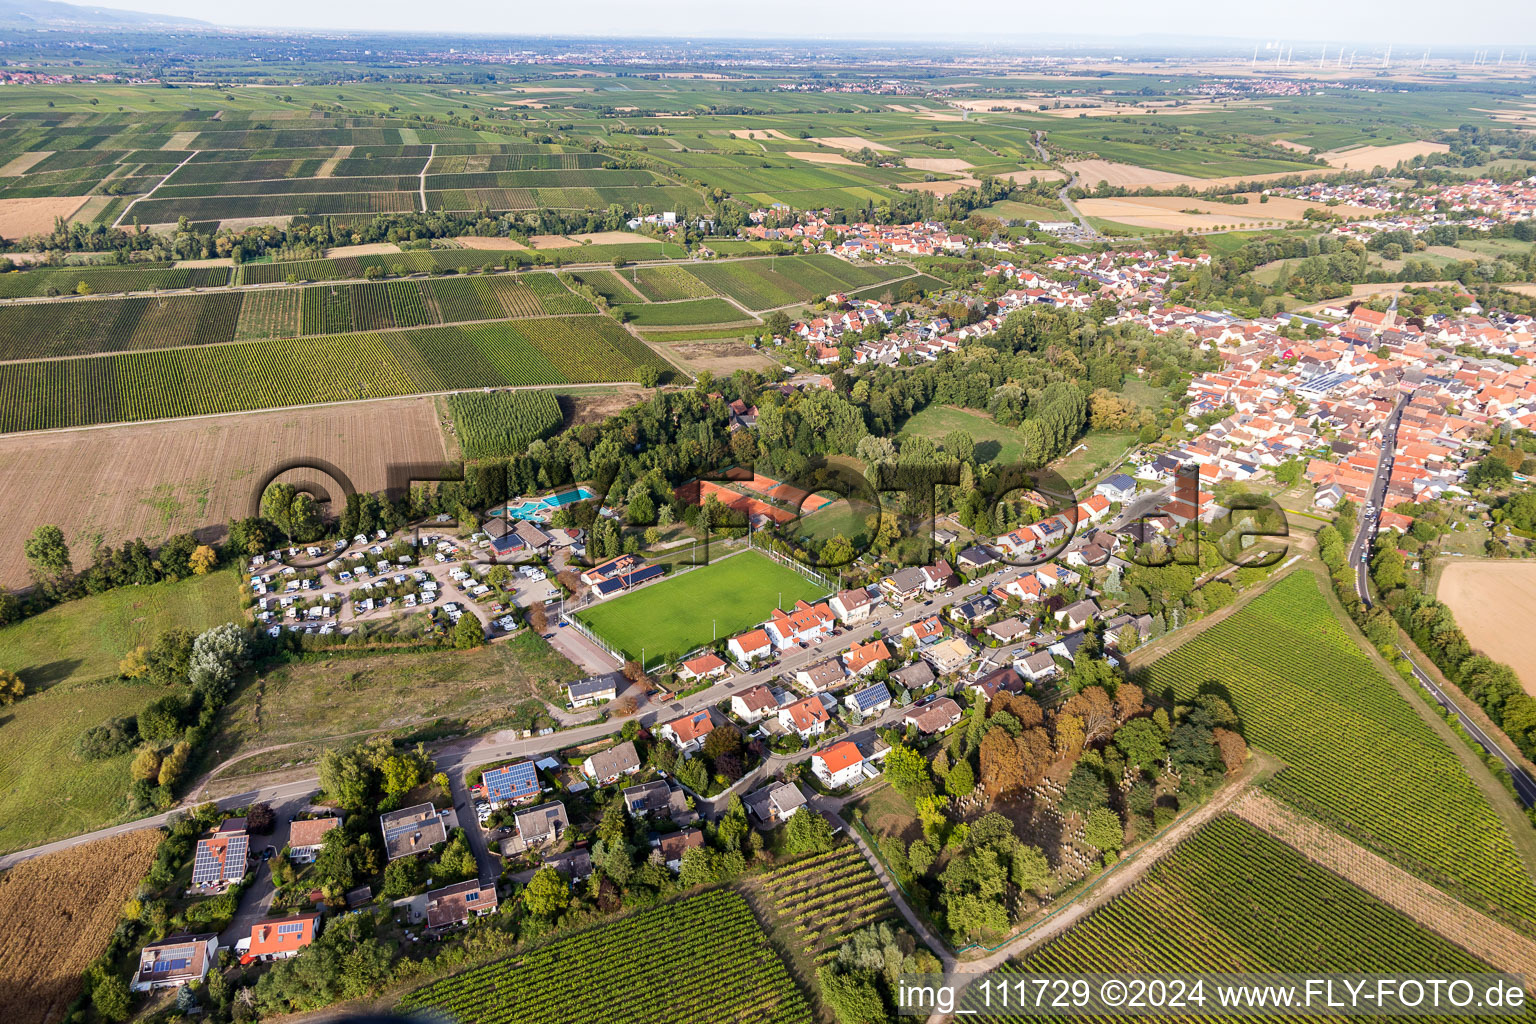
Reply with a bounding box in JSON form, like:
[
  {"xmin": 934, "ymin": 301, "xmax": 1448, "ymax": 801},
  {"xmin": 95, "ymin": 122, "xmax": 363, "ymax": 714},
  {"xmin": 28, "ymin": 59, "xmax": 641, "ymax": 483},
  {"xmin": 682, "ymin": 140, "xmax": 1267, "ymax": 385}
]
[{"xmin": 498, "ymin": 486, "xmax": 596, "ymax": 520}]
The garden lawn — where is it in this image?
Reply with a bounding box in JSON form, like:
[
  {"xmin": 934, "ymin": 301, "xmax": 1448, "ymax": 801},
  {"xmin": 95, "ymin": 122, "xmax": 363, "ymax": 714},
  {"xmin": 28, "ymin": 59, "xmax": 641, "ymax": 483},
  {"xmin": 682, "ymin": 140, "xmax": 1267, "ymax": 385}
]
[
  {"xmin": 1051, "ymin": 429, "xmax": 1139, "ymax": 488},
  {"xmin": 897, "ymin": 404, "xmax": 1024, "ymax": 465},
  {"xmin": 575, "ymin": 550, "xmax": 828, "ymax": 663}
]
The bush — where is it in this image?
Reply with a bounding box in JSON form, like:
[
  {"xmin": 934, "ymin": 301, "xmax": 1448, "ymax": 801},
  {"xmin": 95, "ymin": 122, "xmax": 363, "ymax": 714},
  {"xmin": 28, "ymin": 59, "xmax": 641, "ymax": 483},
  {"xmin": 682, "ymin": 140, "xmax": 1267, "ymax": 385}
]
[{"xmin": 77, "ymin": 716, "xmax": 139, "ymax": 760}]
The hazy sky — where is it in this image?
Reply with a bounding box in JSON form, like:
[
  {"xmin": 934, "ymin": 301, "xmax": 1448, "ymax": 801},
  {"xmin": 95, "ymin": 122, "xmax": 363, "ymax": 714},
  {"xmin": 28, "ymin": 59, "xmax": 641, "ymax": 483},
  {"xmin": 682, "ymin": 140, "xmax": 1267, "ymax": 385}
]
[{"xmin": 80, "ymin": 0, "xmax": 1536, "ymax": 47}]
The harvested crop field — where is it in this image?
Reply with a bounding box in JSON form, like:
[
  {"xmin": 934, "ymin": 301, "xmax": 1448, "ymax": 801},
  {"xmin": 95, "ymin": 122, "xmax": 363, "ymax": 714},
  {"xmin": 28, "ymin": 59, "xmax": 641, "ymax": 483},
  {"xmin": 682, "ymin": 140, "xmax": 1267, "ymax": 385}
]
[
  {"xmin": 0, "ymin": 829, "xmax": 162, "ymax": 1024},
  {"xmin": 569, "ymin": 230, "xmax": 654, "ymax": 245},
  {"xmin": 325, "ymin": 242, "xmax": 400, "ymax": 258},
  {"xmin": 453, "ymin": 236, "xmax": 530, "ymax": 250},
  {"xmin": 1437, "ymin": 560, "xmax": 1536, "ymax": 695},
  {"xmin": 527, "ymin": 233, "xmax": 580, "ymax": 248},
  {"xmin": 897, "ymin": 177, "xmax": 981, "ymax": 196},
  {"xmin": 903, "ymin": 157, "xmax": 974, "ymax": 174},
  {"xmin": 0, "ymin": 397, "xmax": 448, "ymax": 588},
  {"xmin": 807, "ymin": 136, "xmax": 894, "ymax": 152},
  {"xmin": 1064, "ymin": 159, "xmax": 1205, "ymax": 187},
  {"xmin": 786, "ymin": 150, "xmax": 859, "ymax": 165},
  {"xmin": 730, "ymin": 128, "xmax": 794, "ymax": 141},
  {"xmin": 1322, "ymin": 141, "xmax": 1450, "ymax": 171},
  {"xmin": 665, "ymin": 342, "xmax": 778, "ymax": 375},
  {"xmin": 0, "ymin": 196, "xmax": 91, "ymax": 237},
  {"xmin": 1076, "ymin": 193, "xmax": 1377, "ymax": 231}
]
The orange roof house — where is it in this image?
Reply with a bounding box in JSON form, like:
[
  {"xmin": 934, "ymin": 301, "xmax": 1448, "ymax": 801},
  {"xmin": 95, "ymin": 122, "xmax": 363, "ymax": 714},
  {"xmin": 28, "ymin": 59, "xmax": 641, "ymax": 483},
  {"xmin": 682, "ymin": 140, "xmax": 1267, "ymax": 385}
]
[
  {"xmin": 843, "ymin": 639, "xmax": 890, "ymax": 675},
  {"xmin": 242, "ymin": 914, "xmax": 319, "ymax": 963}
]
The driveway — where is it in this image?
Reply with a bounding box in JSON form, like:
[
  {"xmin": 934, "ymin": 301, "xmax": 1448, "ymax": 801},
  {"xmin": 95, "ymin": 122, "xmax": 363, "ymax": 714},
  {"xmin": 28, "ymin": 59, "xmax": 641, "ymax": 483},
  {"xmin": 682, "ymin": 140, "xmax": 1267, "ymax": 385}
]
[{"xmin": 217, "ymin": 789, "xmax": 314, "ymax": 949}]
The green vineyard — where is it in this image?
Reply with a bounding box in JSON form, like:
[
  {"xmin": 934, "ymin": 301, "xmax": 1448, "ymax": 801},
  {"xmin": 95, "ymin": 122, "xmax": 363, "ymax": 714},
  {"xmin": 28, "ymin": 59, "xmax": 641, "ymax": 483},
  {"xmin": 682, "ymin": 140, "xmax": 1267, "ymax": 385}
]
[
  {"xmin": 988, "ymin": 817, "xmax": 1503, "ymax": 1020},
  {"xmin": 760, "ymin": 844, "xmax": 897, "ymax": 963},
  {"xmin": 0, "ymin": 263, "xmax": 231, "ymax": 299},
  {"xmin": 396, "ymin": 889, "xmax": 812, "ymax": 1024},
  {"xmin": 448, "ymin": 390, "xmax": 565, "ymax": 459},
  {"xmin": 0, "ymin": 292, "xmax": 243, "ymax": 360},
  {"xmin": 1144, "ymin": 572, "xmax": 1536, "ymax": 930},
  {"xmin": 0, "ymin": 272, "xmax": 591, "ymax": 360},
  {"xmin": 0, "ymin": 317, "xmax": 672, "ymax": 431}
]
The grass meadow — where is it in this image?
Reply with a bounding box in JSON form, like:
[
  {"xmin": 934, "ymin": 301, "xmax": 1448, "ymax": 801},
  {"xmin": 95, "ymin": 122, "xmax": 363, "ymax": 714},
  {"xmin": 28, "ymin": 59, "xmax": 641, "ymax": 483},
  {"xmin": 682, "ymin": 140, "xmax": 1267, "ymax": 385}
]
[{"xmin": 0, "ymin": 571, "xmax": 240, "ymax": 853}]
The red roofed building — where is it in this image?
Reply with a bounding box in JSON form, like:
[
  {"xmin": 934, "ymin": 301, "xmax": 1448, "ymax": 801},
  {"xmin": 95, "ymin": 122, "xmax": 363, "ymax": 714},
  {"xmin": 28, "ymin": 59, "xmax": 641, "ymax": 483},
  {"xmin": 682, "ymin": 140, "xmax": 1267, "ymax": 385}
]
[
  {"xmin": 241, "ymin": 914, "xmax": 319, "ymax": 964},
  {"xmin": 728, "ymin": 628, "xmax": 773, "ymax": 666},
  {"xmin": 901, "ymin": 615, "xmax": 945, "ymax": 645},
  {"xmin": 659, "ymin": 710, "xmax": 716, "ymax": 753},
  {"xmin": 678, "ymin": 652, "xmax": 728, "ymax": 682},
  {"xmin": 843, "ymin": 639, "xmax": 890, "ymax": 676},
  {"xmin": 764, "ymin": 600, "xmax": 835, "ymax": 648},
  {"xmin": 777, "ymin": 695, "xmax": 831, "ymax": 740},
  {"xmin": 812, "ymin": 741, "xmax": 865, "ymax": 789}
]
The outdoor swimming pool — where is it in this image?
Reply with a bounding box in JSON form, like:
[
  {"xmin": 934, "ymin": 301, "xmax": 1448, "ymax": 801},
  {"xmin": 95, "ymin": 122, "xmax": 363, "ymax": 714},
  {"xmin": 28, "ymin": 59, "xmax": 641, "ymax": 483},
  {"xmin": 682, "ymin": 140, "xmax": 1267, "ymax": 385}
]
[{"xmin": 496, "ymin": 486, "xmax": 596, "ymax": 521}]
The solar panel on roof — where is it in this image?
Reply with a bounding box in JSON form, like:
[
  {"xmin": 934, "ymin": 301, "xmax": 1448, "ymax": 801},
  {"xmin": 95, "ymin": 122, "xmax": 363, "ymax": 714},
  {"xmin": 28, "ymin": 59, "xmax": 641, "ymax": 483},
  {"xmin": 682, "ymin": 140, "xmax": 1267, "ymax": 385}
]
[
  {"xmin": 277, "ymin": 921, "xmax": 305, "ymax": 935},
  {"xmin": 191, "ymin": 833, "xmax": 248, "ymax": 885},
  {"xmin": 484, "ymin": 761, "xmax": 538, "ymax": 802}
]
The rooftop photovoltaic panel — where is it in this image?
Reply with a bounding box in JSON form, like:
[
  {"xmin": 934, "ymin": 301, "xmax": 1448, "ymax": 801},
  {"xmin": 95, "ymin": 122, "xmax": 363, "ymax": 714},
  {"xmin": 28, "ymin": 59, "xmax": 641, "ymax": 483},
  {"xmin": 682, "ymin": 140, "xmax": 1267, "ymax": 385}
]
[
  {"xmin": 483, "ymin": 761, "xmax": 538, "ymax": 803},
  {"xmin": 190, "ymin": 831, "xmax": 248, "ymax": 886}
]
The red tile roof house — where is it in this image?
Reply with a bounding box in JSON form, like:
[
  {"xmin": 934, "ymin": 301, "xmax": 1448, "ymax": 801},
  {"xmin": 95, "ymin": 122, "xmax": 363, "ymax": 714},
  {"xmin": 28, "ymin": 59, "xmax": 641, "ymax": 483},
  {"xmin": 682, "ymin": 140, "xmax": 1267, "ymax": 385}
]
[
  {"xmin": 287, "ymin": 817, "xmax": 340, "ymax": 864},
  {"xmin": 240, "ymin": 913, "xmax": 320, "ymax": 964},
  {"xmin": 777, "ymin": 695, "xmax": 831, "ymax": 741},
  {"xmin": 763, "ymin": 599, "xmax": 835, "ymax": 648},
  {"xmin": 727, "ymin": 628, "xmax": 773, "ymax": 667},
  {"xmin": 131, "ymin": 934, "xmax": 218, "ymax": 993},
  {"xmin": 842, "ymin": 639, "xmax": 890, "ymax": 677},
  {"xmin": 425, "ymin": 879, "xmax": 499, "ymax": 934},
  {"xmin": 812, "ymin": 741, "xmax": 865, "ymax": 789},
  {"xmin": 659, "ymin": 709, "xmax": 716, "ymax": 753},
  {"xmin": 677, "ymin": 652, "xmax": 729, "ymax": 682}
]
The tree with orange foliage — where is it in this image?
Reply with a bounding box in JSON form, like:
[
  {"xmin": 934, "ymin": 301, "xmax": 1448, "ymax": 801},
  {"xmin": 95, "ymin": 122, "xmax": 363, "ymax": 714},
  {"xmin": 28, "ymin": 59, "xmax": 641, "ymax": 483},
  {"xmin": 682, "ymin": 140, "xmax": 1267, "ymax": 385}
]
[
  {"xmin": 1062, "ymin": 686, "xmax": 1116, "ymax": 742},
  {"xmin": 991, "ymin": 691, "xmax": 1043, "ymax": 729},
  {"xmin": 979, "ymin": 729, "xmax": 1024, "ymax": 800},
  {"xmin": 1213, "ymin": 727, "xmax": 1248, "ymax": 772},
  {"xmin": 1114, "ymin": 682, "xmax": 1146, "ymax": 722},
  {"xmin": 1017, "ymin": 727, "xmax": 1055, "ymax": 787}
]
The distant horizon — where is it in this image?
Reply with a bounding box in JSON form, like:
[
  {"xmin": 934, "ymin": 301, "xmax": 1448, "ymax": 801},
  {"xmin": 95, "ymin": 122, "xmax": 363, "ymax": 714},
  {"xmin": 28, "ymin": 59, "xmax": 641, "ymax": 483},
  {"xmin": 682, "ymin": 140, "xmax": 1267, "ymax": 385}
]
[{"xmin": 47, "ymin": 0, "xmax": 1536, "ymax": 50}]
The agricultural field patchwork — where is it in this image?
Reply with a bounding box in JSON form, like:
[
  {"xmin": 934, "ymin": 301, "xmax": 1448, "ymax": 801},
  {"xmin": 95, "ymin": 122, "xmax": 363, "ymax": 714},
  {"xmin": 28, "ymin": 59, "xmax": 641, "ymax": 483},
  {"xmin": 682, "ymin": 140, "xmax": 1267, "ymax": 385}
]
[
  {"xmin": 0, "ymin": 315, "xmax": 670, "ymax": 431},
  {"xmin": 996, "ymin": 816, "xmax": 1503, "ymax": 1006},
  {"xmin": 1143, "ymin": 572, "xmax": 1536, "ymax": 930}
]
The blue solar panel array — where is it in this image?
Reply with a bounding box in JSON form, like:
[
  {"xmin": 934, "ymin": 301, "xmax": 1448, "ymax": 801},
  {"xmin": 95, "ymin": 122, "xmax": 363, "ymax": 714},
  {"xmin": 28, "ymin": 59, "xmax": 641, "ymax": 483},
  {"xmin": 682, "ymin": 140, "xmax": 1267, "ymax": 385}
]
[
  {"xmin": 483, "ymin": 761, "xmax": 539, "ymax": 803},
  {"xmin": 848, "ymin": 683, "xmax": 892, "ymax": 712},
  {"xmin": 190, "ymin": 832, "xmax": 248, "ymax": 886}
]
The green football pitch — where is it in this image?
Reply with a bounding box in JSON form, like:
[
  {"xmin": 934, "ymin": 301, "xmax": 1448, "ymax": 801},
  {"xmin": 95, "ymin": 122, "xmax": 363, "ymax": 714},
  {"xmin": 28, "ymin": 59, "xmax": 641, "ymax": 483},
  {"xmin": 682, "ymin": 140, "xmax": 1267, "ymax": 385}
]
[{"xmin": 575, "ymin": 550, "xmax": 828, "ymax": 664}]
